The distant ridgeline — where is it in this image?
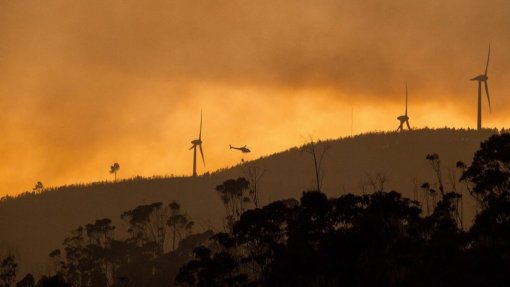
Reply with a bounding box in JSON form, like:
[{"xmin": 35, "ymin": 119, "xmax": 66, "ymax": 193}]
[{"xmin": 0, "ymin": 128, "xmax": 500, "ymax": 280}]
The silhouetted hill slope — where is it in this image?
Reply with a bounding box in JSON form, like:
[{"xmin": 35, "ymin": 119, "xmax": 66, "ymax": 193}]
[{"xmin": 0, "ymin": 128, "xmax": 497, "ymax": 276}]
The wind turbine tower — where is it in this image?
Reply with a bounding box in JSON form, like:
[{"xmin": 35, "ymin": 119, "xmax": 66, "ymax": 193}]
[
  {"xmin": 396, "ymin": 84, "xmax": 411, "ymax": 132},
  {"xmin": 471, "ymin": 45, "xmax": 492, "ymax": 130},
  {"xmin": 190, "ymin": 111, "xmax": 205, "ymax": 177}
]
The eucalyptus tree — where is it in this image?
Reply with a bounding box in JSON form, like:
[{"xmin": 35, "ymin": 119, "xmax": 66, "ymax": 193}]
[
  {"xmin": 109, "ymin": 163, "xmax": 120, "ymax": 182},
  {"xmin": 121, "ymin": 202, "xmax": 168, "ymax": 255},
  {"xmin": 167, "ymin": 201, "xmax": 194, "ymax": 251},
  {"xmin": 216, "ymin": 177, "xmax": 251, "ymax": 228},
  {"xmin": 33, "ymin": 181, "xmax": 44, "ymax": 193}
]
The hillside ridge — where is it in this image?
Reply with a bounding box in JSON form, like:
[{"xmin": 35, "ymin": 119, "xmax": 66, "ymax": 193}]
[{"xmin": 0, "ymin": 128, "xmax": 498, "ymax": 276}]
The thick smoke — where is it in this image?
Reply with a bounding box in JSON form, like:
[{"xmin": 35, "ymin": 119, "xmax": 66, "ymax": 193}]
[{"xmin": 0, "ymin": 0, "xmax": 509, "ymax": 195}]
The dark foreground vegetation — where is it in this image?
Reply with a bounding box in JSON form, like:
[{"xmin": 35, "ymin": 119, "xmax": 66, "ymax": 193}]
[
  {"xmin": 0, "ymin": 128, "xmax": 495, "ymax": 278},
  {"xmin": 3, "ymin": 132, "xmax": 510, "ymax": 286}
]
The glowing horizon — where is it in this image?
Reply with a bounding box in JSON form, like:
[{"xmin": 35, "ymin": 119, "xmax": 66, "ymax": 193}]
[
  {"xmin": 1, "ymin": 83, "xmax": 506, "ymax": 197},
  {"xmin": 1, "ymin": 0, "xmax": 510, "ymax": 196}
]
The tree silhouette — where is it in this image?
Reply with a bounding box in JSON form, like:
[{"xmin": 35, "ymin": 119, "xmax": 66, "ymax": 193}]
[
  {"xmin": 177, "ymin": 190, "xmax": 432, "ymax": 287},
  {"xmin": 121, "ymin": 202, "xmax": 167, "ymax": 255},
  {"xmin": 215, "ymin": 177, "xmax": 251, "ymax": 229},
  {"xmin": 33, "ymin": 181, "xmax": 44, "ymax": 193},
  {"xmin": 302, "ymin": 138, "xmax": 329, "ymax": 192},
  {"xmin": 167, "ymin": 201, "xmax": 194, "ymax": 251},
  {"xmin": 109, "ymin": 163, "xmax": 120, "ymax": 182},
  {"xmin": 35, "ymin": 275, "xmax": 70, "ymax": 287},
  {"xmin": 0, "ymin": 254, "xmax": 17, "ymax": 287},
  {"xmin": 361, "ymin": 172, "xmax": 387, "ymax": 193},
  {"xmin": 242, "ymin": 164, "xmax": 266, "ymax": 209},
  {"xmin": 54, "ymin": 220, "xmax": 117, "ymax": 287},
  {"xmin": 15, "ymin": 273, "xmax": 34, "ymax": 287},
  {"xmin": 15, "ymin": 133, "xmax": 510, "ymax": 287},
  {"xmin": 85, "ymin": 218, "xmax": 115, "ymax": 286},
  {"xmin": 40, "ymin": 199, "xmax": 205, "ymax": 287},
  {"xmin": 426, "ymin": 153, "xmax": 445, "ymax": 196},
  {"xmin": 48, "ymin": 249, "xmax": 62, "ymax": 277},
  {"xmin": 462, "ymin": 133, "xmax": 510, "ymax": 204},
  {"xmin": 176, "ymin": 247, "xmax": 248, "ymax": 287},
  {"xmin": 460, "ymin": 133, "xmax": 510, "ymax": 286}
]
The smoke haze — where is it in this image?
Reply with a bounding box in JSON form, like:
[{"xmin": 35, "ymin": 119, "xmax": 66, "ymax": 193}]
[{"xmin": 1, "ymin": 0, "xmax": 510, "ymax": 195}]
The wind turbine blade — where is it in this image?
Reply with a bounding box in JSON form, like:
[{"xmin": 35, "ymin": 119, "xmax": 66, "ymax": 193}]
[
  {"xmin": 484, "ymin": 44, "xmax": 491, "ymax": 76},
  {"xmin": 198, "ymin": 110, "xmax": 203, "ymax": 140},
  {"xmin": 484, "ymin": 81, "xmax": 491, "ymax": 112},
  {"xmin": 405, "ymin": 83, "xmax": 408, "ymax": 116},
  {"xmin": 199, "ymin": 144, "xmax": 205, "ymax": 165},
  {"xmin": 189, "ymin": 145, "xmax": 195, "ymax": 150}
]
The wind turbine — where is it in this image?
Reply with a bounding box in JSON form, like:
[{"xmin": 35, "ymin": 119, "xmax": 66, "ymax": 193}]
[
  {"xmin": 190, "ymin": 111, "xmax": 205, "ymax": 177},
  {"xmin": 397, "ymin": 84, "xmax": 411, "ymax": 132},
  {"xmin": 471, "ymin": 45, "xmax": 491, "ymax": 130}
]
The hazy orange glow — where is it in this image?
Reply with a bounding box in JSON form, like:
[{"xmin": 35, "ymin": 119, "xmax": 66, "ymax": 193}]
[{"xmin": 1, "ymin": 0, "xmax": 510, "ymax": 196}]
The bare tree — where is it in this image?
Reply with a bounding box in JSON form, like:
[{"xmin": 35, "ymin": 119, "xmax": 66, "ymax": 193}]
[
  {"xmin": 427, "ymin": 153, "xmax": 464, "ymax": 229},
  {"xmin": 457, "ymin": 160, "xmax": 481, "ymax": 214},
  {"xmin": 302, "ymin": 137, "xmax": 329, "ymax": 192},
  {"xmin": 447, "ymin": 167, "xmax": 464, "ymax": 230},
  {"xmin": 363, "ymin": 172, "xmax": 388, "ymax": 193},
  {"xmin": 426, "ymin": 153, "xmax": 444, "ymax": 196},
  {"xmin": 421, "ymin": 182, "xmax": 431, "ymax": 216},
  {"xmin": 242, "ymin": 164, "xmax": 266, "ymax": 208},
  {"xmin": 358, "ymin": 180, "xmax": 368, "ymax": 195}
]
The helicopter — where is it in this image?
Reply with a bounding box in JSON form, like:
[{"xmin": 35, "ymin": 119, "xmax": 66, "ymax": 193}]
[{"xmin": 229, "ymin": 144, "xmax": 251, "ymax": 153}]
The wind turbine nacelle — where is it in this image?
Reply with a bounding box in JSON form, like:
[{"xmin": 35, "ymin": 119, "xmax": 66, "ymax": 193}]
[
  {"xmin": 397, "ymin": 115, "xmax": 409, "ymax": 121},
  {"xmin": 471, "ymin": 75, "xmax": 488, "ymax": 81},
  {"xmin": 191, "ymin": 139, "xmax": 202, "ymax": 145}
]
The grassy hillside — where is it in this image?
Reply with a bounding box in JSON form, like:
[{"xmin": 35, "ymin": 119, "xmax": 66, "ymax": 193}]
[{"xmin": 0, "ymin": 128, "xmax": 497, "ymax": 276}]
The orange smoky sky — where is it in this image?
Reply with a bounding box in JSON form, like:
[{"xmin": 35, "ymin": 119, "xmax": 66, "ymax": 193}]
[{"xmin": 1, "ymin": 0, "xmax": 510, "ymax": 196}]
